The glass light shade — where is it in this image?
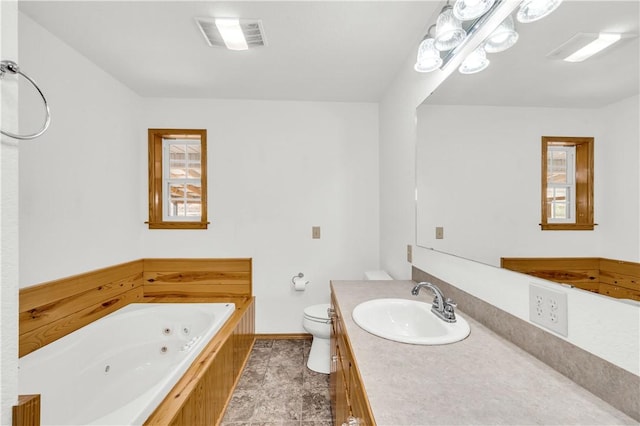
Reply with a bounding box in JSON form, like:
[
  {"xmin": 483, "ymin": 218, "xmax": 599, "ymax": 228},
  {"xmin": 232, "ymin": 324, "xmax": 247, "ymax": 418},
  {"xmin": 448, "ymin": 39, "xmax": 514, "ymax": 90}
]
[
  {"xmin": 434, "ymin": 6, "xmax": 467, "ymax": 51},
  {"xmin": 453, "ymin": 0, "xmax": 496, "ymax": 21},
  {"xmin": 459, "ymin": 46, "xmax": 490, "ymax": 74},
  {"xmin": 414, "ymin": 37, "xmax": 443, "ymax": 73},
  {"xmin": 517, "ymin": 0, "xmax": 563, "ymax": 23},
  {"xmin": 484, "ymin": 15, "xmax": 519, "ymax": 53}
]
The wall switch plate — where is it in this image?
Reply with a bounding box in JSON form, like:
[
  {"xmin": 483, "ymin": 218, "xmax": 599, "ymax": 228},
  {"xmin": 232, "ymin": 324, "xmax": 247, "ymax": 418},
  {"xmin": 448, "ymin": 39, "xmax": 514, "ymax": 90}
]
[
  {"xmin": 435, "ymin": 226, "xmax": 444, "ymax": 239},
  {"xmin": 529, "ymin": 283, "xmax": 568, "ymax": 336},
  {"xmin": 407, "ymin": 244, "xmax": 412, "ymax": 263},
  {"xmin": 312, "ymin": 226, "xmax": 321, "ymax": 239}
]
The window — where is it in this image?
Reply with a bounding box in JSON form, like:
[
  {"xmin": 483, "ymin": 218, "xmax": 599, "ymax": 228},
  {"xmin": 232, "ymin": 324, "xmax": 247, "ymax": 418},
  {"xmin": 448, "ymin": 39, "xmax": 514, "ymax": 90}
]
[
  {"xmin": 546, "ymin": 145, "xmax": 576, "ymax": 223},
  {"xmin": 148, "ymin": 129, "xmax": 208, "ymax": 229},
  {"xmin": 540, "ymin": 136, "xmax": 594, "ymax": 231}
]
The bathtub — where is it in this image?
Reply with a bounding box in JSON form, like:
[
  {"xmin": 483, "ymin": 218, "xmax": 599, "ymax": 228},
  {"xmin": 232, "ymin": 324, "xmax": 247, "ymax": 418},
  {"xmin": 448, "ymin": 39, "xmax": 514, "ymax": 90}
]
[{"xmin": 18, "ymin": 302, "xmax": 236, "ymax": 426}]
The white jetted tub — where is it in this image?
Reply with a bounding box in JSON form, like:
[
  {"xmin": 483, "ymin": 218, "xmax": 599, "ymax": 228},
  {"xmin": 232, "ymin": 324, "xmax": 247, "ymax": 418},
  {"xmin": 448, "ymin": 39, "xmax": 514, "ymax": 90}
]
[{"xmin": 19, "ymin": 302, "xmax": 235, "ymax": 426}]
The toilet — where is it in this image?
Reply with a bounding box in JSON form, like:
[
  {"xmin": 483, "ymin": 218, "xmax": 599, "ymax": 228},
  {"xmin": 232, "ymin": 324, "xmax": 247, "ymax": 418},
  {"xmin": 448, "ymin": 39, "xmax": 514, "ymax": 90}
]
[
  {"xmin": 303, "ymin": 271, "xmax": 393, "ymax": 374},
  {"xmin": 363, "ymin": 270, "xmax": 393, "ymax": 280},
  {"xmin": 303, "ymin": 303, "xmax": 332, "ymax": 374}
]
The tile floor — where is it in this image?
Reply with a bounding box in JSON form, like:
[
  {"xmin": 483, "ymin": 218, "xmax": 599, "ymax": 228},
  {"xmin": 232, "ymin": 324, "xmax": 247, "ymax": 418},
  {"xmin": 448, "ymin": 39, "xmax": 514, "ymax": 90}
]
[{"xmin": 221, "ymin": 339, "xmax": 333, "ymax": 426}]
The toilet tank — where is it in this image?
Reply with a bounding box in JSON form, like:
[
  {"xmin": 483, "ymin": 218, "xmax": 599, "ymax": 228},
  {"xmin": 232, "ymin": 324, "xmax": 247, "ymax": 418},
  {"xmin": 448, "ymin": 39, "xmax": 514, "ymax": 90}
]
[{"xmin": 363, "ymin": 270, "xmax": 393, "ymax": 280}]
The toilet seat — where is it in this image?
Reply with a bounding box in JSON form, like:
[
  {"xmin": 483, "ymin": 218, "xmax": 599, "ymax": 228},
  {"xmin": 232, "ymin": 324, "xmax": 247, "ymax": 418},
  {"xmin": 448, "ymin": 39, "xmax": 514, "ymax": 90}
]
[{"xmin": 303, "ymin": 303, "xmax": 331, "ymax": 321}]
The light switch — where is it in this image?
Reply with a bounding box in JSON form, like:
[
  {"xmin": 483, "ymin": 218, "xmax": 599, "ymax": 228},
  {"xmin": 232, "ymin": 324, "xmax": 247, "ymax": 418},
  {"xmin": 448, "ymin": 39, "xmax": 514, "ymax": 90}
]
[
  {"xmin": 435, "ymin": 227, "xmax": 444, "ymax": 239},
  {"xmin": 312, "ymin": 226, "xmax": 321, "ymax": 239}
]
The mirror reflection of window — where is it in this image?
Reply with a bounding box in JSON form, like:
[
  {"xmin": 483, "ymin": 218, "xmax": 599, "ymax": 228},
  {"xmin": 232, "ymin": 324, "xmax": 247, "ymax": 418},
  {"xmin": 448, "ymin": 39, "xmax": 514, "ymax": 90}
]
[
  {"xmin": 546, "ymin": 146, "xmax": 575, "ymax": 222},
  {"xmin": 540, "ymin": 136, "xmax": 593, "ymax": 231}
]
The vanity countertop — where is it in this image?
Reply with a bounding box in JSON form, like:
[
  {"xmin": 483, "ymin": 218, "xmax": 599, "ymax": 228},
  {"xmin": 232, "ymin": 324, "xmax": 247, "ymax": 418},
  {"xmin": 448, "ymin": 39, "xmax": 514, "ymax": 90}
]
[{"xmin": 331, "ymin": 280, "xmax": 637, "ymax": 426}]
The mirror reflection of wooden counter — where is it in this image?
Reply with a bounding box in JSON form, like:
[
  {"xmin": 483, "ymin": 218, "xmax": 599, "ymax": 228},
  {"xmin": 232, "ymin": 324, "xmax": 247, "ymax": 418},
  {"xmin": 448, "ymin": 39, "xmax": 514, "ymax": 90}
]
[{"xmin": 501, "ymin": 257, "xmax": 640, "ymax": 301}]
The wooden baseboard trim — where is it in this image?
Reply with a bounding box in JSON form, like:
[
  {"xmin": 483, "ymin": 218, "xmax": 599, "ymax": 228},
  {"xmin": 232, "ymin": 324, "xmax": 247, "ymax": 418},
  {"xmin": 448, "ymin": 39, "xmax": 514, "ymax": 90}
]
[{"xmin": 255, "ymin": 333, "xmax": 312, "ymax": 340}]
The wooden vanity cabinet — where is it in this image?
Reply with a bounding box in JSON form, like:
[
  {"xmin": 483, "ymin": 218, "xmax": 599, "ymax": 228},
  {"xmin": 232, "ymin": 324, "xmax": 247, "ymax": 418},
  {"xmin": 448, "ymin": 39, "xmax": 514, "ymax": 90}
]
[{"xmin": 330, "ymin": 292, "xmax": 375, "ymax": 426}]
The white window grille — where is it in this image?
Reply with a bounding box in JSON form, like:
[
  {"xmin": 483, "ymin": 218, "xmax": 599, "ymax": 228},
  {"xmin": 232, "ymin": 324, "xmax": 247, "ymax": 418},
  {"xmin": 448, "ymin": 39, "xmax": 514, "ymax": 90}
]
[
  {"xmin": 546, "ymin": 145, "xmax": 576, "ymax": 223},
  {"xmin": 162, "ymin": 139, "xmax": 202, "ymax": 222}
]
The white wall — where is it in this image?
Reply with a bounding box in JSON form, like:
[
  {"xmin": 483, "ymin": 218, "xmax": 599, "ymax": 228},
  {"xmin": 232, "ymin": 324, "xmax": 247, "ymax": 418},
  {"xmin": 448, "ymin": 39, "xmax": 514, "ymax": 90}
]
[
  {"xmin": 140, "ymin": 98, "xmax": 380, "ymax": 333},
  {"xmin": 378, "ymin": 43, "xmax": 455, "ymax": 281},
  {"xmin": 416, "ymin": 98, "xmax": 639, "ymax": 265},
  {"xmin": 379, "ymin": 0, "xmax": 516, "ymax": 280},
  {"xmin": 379, "ymin": 19, "xmax": 640, "ymax": 376},
  {"xmin": 18, "ymin": 13, "xmax": 142, "ymax": 287},
  {"xmin": 17, "ymin": 14, "xmax": 381, "ymax": 336},
  {"xmin": 598, "ymin": 95, "xmax": 640, "ymax": 260},
  {"xmin": 1, "ymin": 1, "xmax": 19, "ymax": 422}
]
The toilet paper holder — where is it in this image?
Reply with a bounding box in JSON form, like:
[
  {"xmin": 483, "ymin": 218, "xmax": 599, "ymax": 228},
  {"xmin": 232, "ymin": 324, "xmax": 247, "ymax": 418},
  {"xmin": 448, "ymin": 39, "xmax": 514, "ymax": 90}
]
[
  {"xmin": 291, "ymin": 272, "xmax": 304, "ymax": 285},
  {"xmin": 291, "ymin": 272, "xmax": 309, "ymax": 291}
]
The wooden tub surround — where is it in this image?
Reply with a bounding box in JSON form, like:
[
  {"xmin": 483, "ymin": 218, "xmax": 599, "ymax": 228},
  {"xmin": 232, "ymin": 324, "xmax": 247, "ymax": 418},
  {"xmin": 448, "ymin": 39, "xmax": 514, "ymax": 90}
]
[
  {"xmin": 19, "ymin": 259, "xmax": 144, "ymax": 357},
  {"xmin": 12, "ymin": 395, "xmax": 40, "ymax": 426},
  {"xmin": 501, "ymin": 257, "xmax": 640, "ymax": 301},
  {"xmin": 15, "ymin": 258, "xmax": 255, "ymax": 426},
  {"xmin": 144, "ymin": 298, "xmax": 255, "ymax": 426}
]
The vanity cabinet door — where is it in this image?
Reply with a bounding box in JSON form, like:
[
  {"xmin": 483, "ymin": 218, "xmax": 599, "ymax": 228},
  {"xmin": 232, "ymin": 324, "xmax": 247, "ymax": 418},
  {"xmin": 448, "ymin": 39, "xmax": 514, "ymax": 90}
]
[
  {"xmin": 334, "ymin": 345, "xmax": 350, "ymax": 424},
  {"xmin": 330, "ymin": 300, "xmax": 337, "ymax": 415},
  {"xmin": 349, "ymin": 366, "xmax": 374, "ymax": 426},
  {"xmin": 331, "ymin": 294, "xmax": 350, "ymax": 425},
  {"xmin": 330, "ymin": 290, "xmax": 376, "ymax": 426}
]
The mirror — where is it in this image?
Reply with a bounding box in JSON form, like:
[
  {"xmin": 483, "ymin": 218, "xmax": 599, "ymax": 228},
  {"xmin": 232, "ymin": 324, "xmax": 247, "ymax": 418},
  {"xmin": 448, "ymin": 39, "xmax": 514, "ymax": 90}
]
[{"xmin": 416, "ymin": 1, "xmax": 639, "ymax": 269}]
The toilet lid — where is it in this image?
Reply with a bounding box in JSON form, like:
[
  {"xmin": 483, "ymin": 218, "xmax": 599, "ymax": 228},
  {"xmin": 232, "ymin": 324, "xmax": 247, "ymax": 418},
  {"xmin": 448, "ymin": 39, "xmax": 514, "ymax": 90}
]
[{"xmin": 304, "ymin": 303, "xmax": 331, "ymax": 320}]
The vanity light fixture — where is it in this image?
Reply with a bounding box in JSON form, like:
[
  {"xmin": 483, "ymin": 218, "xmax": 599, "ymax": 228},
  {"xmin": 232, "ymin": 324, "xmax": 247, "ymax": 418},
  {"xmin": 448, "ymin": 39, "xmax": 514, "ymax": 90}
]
[
  {"xmin": 415, "ymin": 25, "xmax": 443, "ymax": 72},
  {"xmin": 434, "ymin": 2, "xmax": 467, "ymax": 51},
  {"xmin": 215, "ymin": 18, "xmax": 249, "ymax": 51},
  {"xmin": 563, "ymin": 33, "xmax": 622, "ymax": 62},
  {"xmin": 414, "ymin": 0, "xmax": 561, "ymax": 75},
  {"xmin": 458, "ymin": 45, "xmax": 490, "ymax": 74},
  {"xmin": 454, "ymin": 0, "xmax": 496, "ymax": 21},
  {"xmin": 517, "ymin": 0, "xmax": 563, "ymax": 23},
  {"xmin": 484, "ymin": 14, "xmax": 519, "ymax": 53}
]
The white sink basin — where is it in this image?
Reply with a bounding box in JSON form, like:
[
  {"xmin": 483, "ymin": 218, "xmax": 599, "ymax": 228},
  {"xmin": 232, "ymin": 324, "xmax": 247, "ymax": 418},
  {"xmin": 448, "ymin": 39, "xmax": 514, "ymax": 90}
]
[{"xmin": 352, "ymin": 298, "xmax": 470, "ymax": 345}]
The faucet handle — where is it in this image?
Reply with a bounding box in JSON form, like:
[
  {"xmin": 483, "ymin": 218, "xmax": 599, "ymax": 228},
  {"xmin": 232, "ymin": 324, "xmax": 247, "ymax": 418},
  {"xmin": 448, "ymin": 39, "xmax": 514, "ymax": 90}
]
[
  {"xmin": 445, "ymin": 298, "xmax": 457, "ymax": 308},
  {"xmin": 443, "ymin": 301, "xmax": 457, "ymax": 321}
]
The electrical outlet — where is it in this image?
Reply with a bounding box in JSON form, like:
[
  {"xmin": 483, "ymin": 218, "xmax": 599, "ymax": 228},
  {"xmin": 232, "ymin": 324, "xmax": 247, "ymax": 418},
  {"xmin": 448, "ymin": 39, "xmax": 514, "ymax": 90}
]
[
  {"xmin": 529, "ymin": 283, "xmax": 568, "ymax": 336},
  {"xmin": 407, "ymin": 244, "xmax": 412, "ymax": 263}
]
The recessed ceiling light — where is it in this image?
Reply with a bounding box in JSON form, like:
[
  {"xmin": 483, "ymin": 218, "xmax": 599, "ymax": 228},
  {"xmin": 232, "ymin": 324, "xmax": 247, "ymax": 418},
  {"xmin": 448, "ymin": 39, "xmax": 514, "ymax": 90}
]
[
  {"xmin": 563, "ymin": 33, "xmax": 621, "ymax": 62},
  {"xmin": 546, "ymin": 32, "xmax": 626, "ymax": 62}
]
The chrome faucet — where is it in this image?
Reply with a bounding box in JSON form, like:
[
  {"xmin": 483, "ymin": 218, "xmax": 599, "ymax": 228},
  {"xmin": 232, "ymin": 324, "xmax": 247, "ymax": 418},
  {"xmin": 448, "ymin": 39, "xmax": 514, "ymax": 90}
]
[{"xmin": 411, "ymin": 281, "xmax": 457, "ymax": 323}]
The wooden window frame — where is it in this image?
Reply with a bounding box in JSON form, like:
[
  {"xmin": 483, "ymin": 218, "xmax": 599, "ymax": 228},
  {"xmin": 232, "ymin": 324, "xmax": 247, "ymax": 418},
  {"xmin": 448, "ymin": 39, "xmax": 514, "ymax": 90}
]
[
  {"xmin": 541, "ymin": 136, "xmax": 594, "ymax": 231},
  {"xmin": 148, "ymin": 128, "xmax": 208, "ymax": 229}
]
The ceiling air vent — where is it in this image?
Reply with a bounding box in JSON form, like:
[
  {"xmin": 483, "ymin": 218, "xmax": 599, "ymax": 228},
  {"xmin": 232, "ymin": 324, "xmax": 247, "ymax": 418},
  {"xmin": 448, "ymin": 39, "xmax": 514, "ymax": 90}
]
[{"xmin": 195, "ymin": 17, "xmax": 267, "ymax": 49}]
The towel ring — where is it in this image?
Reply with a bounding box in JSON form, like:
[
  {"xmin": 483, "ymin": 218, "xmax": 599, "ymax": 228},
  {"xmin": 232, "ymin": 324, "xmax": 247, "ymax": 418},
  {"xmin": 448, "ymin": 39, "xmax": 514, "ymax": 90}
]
[{"xmin": 0, "ymin": 60, "xmax": 51, "ymax": 140}]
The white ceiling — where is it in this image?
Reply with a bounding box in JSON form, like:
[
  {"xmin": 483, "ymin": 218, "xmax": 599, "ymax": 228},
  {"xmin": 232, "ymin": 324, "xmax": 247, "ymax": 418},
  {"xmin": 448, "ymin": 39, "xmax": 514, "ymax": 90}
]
[
  {"xmin": 19, "ymin": 1, "xmax": 439, "ymax": 102},
  {"xmin": 19, "ymin": 1, "xmax": 640, "ymax": 107}
]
